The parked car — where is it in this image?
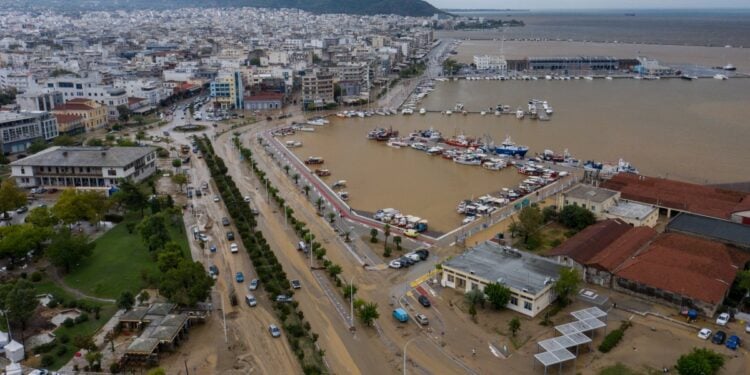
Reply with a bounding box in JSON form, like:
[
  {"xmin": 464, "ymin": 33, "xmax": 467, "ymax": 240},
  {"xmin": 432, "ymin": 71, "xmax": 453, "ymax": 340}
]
[
  {"xmin": 392, "ymin": 308, "xmax": 409, "ymax": 322},
  {"xmin": 726, "ymin": 335, "xmax": 741, "ymax": 350},
  {"xmin": 405, "ymin": 252, "xmax": 421, "ymax": 262},
  {"xmin": 198, "ymin": 233, "xmax": 209, "ymax": 242},
  {"xmin": 248, "ymin": 279, "xmax": 259, "ymax": 291},
  {"xmin": 235, "ymin": 272, "xmax": 244, "ymax": 283},
  {"xmin": 404, "ymin": 229, "xmax": 419, "ymax": 238},
  {"xmin": 388, "ymin": 260, "xmax": 402, "ymax": 269},
  {"xmin": 291, "ymin": 280, "xmax": 301, "ymax": 289},
  {"xmin": 415, "ymin": 249, "xmax": 429, "ymax": 260},
  {"xmin": 195, "ymin": 190, "xmax": 202, "ymax": 197},
  {"xmin": 16, "ymin": 206, "xmax": 28, "ymax": 214},
  {"xmin": 418, "ymin": 295, "xmax": 431, "ymax": 307},
  {"xmin": 209, "ymin": 245, "xmax": 217, "ymax": 253},
  {"xmin": 400, "ymin": 257, "xmax": 415, "ymax": 266},
  {"xmin": 226, "ymin": 231, "xmax": 235, "ymax": 240},
  {"xmin": 244, "ymin": 196, "xmax": 252, "ymax": 202},
  {"xmin": 230, "ymin": 243, "xmax": 239, "ymax": 253},
  {"xmin": 697, "ymin": 328, "xmax": 712, "ymax": 340},
  {"xmin": 213, "ymin": 195, "xmax": 221, "ymax": 202},
  {"xmin": 415, "ymin": 313, "xmax": 429, "ymax": 325},
  {"xmin": 245, "ymin": 294, "xmax": 257, "ymax": 307},
  {"xmin": 712, "ymin": 331, "xmax": 726, "ymax": 345},
  {"xmin": 746, "ymin": 323, "xmax": 750, "ymax": 334},
  {"xmin": 208, "ymin": 265, "xmax": 219, "ymax": 277},
  {"xmin": 276, "ymin": 295, "xmax": 293, "ymax": 303},
  {"xmin": 269, "ymin": 324, "xmax": 281, "ymax": 338},
  {"xmin": 222, "ymin": 217, "xmax": 230, "ymax": 226},
  {"xmin": 716, "ymin": 312, "xmax": 730, "ymax": 326}
]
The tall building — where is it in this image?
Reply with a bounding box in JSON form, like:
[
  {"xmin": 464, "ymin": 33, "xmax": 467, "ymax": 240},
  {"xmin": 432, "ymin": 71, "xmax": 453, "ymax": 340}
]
[
  {"xmin": 210, "ymin": 71, "xmax": 244, "ymax": 110},
  {"xmin": 52, "ymin": 98, "xmax": 107, "ymax": 131},
  {"xmin": 0, "ymin": 111, "xmax": 59, "ymax": 154},
  {"xmin": 11, "ymin": 146, "xmax": 157, "ymax": 189},
  {"xmin": 17, "ymin": 91, "xmax": 64, "ymax": 112},
  {"xmin": 43, "ymin": 74, "xmax": 128, "ymax": 120},
  {"xmin": 301, "ymin": 69, "xmax": 334, "ymax": 108}
]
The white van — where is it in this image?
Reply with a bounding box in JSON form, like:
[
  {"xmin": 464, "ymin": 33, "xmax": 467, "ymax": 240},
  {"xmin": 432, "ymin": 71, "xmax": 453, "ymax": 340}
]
[
  {"xmin": 245, "ymin": 294, "xmax": 257, "ymax": 307},
  {"xmin": 297, "ymin": 241, "xmax": 308, "ymax": 253}
]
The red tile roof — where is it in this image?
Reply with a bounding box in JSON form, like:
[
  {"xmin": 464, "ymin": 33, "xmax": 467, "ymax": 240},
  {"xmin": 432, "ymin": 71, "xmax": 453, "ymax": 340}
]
[
  {"xmin": 547, "ymin": 219, "xmax": 631, "ymax": 264},
  {"xmin": 588, "ymin": 226, "xmax": 657, "ymax": 271},
  {"xmin": 54, "ymin": 103, "xmax": 96, "ymax": 111},
  {"xmin": 245, "ymin": 92, "xmax": 284, "ymax": 101},
  {"xmin": 53, "ymin": 113, "xmax": 83, "ymax": 124},
  {"xmin": 128, "ymin": 97, "xmax": 146, "ymax": 105},
  {"xmin": 615, "ymin": 233, "xmax": 750, "ymax": 305},
  {"xmin": 602, "ymin": 174, "xmax": 750, "ymax": 220}
]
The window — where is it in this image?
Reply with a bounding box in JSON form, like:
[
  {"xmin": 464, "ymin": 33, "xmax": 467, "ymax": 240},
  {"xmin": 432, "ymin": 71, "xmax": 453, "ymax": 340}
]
[
  {"xmin": 523, "ymin": 301, "xmax": 532, "ymax": 311},
  {"xmin": 107, "ymin": 169, "xmax": 117, "ymax": 176},
  {"xmin": 447, "ymin": 274, "xmax": 454, "ymax": 283},
  {"xmin": 510, "ymin": 296, "xmax": 518, "ymax": 305}
]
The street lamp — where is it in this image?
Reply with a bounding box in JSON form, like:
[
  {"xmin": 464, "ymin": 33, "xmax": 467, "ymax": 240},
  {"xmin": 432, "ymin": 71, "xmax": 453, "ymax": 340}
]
[{"xmin": 403, "ymin": 337, "xmax": 419, "ymax": 375}]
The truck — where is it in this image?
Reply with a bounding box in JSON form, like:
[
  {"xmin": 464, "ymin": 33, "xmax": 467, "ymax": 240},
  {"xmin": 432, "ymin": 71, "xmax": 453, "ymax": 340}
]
[{"xmin": 392, "ymin": 308, "xmax": 409, "ymax": 323}]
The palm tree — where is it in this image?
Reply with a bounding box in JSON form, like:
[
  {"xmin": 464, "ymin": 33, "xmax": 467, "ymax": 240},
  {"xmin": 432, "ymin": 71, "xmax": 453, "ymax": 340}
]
[
  {"xmin": 315, "ymin": 197, "xmax": 324, "ymax": 211},
  {"xmin": 327, "ymin": 212, "xmax": 336, "ymax": 223},
  {"xmin": 292, "ymin": 173, "xmax": 300, "ymax": 185},
  {"xmin": 283, "ymin": 165, "xmax": 290, "ymax": 175},
  {"xmin": 369, "ymin": 228, "xmax": 378, "ymax": 243},
  {"xmin": 383, "ymin": 224, "xmax": 391, "ymax": 250},
  {"xmin": 303, "ymin": 185, "xmax": 311, "ymax": 197},
  {"xmin": 393, "ymin": 236, "xmax": 402, "ymax": 251},
  {"xmin": 344, "ymin": 230, "xmax": 351, "ymax": 243}
]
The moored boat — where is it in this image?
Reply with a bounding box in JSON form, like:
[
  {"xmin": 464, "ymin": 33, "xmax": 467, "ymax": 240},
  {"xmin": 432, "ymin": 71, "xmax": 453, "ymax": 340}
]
[{"xmin": 495, "ymin": 136, "xmax": 529, "ymax": 157}]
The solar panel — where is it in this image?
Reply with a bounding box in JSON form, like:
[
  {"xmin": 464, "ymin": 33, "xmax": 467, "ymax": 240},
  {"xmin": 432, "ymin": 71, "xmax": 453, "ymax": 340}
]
[{"xmin": 534, "ymin": 347, "xmax": 576, "ymax": 367}]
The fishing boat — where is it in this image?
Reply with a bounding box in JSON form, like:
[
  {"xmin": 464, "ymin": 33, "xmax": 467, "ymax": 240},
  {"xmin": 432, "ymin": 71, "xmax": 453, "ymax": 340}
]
[
  {"xmin": 314, "ymin": 169, "xmax": 331, "ymax": 177},
  {"xmin": 297, "ymin": 127, "xmax": 315, "ymax": 132},
  {"xmin": 401, "ymin": 108, "xmax": 414, "ymax": 115},
  {"xmin": 480, "ymin": 111, "xmax": 487, "ymax": 116},
  {"xmin": 713, "ymin": 74, "xmax": 728, "ymax": 80},
  {"xmin": 410, "ymin": 142, "xmax": 428, "ymax": 151},
  {"xmin": 515, "ymin": 108, "xmax": 525, "ymax": 119},
  {"xmin": 444, "ymin": 110, "xmax": 453, "ymax": 115},
  {"xmin": 453, "ymin": 155, "xmax": 482, "ymax": 166},
  {"xmin": 419, "ymin": 108, "xmax": 426, "ymax": 115},
  {"xmin": 285, "ymin": 140, "xmax": 303, "ymax": 148},
  {"xmin": 337, "ymin": 192, "xmax": 349, "ymax": 201},
  {"xmin": 482, "ymin": 158, "xmax": 508, "ymax": 170},
  {"xmin": 723, "ymin": 64, "xmax": 736, "ymax": 71},
  {"xmin": 386, "ymin": 139, "xmax": 409, "ymax": 148},
  {"xmin": 426, "ymin": 146, "xmax": 444, "ymax": 155},
  {"xmin": 495, "ymin": 136, "xmax": 529, "ymax": 157},
  {"xmin": 444, "ymin": 134, "xmax": 474, "ymax": 148},
  {"xmin": 331, "ymin": 180, "xmax": 347, "ymax": 189},
  {"xmin": 304, "ymin": 156, "xmax": 324, "ymax": 165}
]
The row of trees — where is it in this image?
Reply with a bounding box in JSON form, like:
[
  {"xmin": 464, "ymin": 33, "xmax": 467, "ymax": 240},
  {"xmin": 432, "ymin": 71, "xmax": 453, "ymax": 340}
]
[
  {"xmin": 242, "ymin": 137, "xmax": 381, "ymax": 327},
  {"xmin": 200, "ymin": 136, "xmax": 326, "ymax": 373},
  {"xmin": 509, "ymin": 204, "xmax": 596, "ymax": 250}
]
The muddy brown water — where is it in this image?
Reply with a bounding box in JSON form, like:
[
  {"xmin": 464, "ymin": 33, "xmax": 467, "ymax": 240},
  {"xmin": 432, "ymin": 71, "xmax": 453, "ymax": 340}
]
[{"xmin": 289, "ymin": 78, "xmax": 750, "ymax": 232}]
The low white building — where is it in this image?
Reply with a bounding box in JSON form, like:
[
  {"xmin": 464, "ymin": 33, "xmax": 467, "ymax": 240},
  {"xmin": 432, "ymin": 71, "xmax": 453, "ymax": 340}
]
[
  {"xmin": 560, "ymin": 184, "xmax": 658, "ymax": 227},
  {"xmin": 441, "ymin": 242, "xmax": 563, "ymax": 317},
  {"xmin": 11, "ymin": 146, "xmax": 157, "ymax": 190},
  {"xmin": 473, "ymin": 55, "xmax": 507, "ymax": 72}
]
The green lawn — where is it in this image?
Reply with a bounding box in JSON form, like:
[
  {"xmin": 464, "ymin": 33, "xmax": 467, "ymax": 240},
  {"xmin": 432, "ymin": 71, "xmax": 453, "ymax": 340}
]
[{"xmin": 64, "ymin": 214, "xmax": 189, "ymax": 299}]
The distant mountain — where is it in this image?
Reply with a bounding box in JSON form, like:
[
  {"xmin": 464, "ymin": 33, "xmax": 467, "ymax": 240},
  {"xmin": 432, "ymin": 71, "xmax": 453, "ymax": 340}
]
[{"xmin": 8, "ymin": 0, "xmax": 443, "ymax": 17}]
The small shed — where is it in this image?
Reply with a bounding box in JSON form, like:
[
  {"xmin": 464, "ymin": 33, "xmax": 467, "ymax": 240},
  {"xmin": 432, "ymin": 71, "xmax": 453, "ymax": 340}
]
[
  {"xmin": 4, "ymin": 340, "xmax": 24, "ymax": 362},
  {"xmin": 4, "ymin": 362, "xmax": 22, "ymax": 375}
]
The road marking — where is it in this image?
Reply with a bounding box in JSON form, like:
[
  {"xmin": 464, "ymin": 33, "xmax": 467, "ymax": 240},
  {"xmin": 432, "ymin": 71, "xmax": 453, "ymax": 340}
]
[{"xmin": 410, "ymin": 269, "xmax": 440, "ymax": 288}]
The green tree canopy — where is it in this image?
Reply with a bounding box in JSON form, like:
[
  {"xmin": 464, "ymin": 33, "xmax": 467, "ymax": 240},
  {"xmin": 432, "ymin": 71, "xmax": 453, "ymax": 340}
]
[
  {"xmin": 508, "ymin": 317, "xmax": 521, "ymax": 337},
  {"xmin": 0, "ymin": 179, "xmax": 27, "ymax": 218},
  {"xmin": 464, "ymin": 289, "xmax": 485, "ymax": 308},
  {"xmin": 5, "ymin": 280, "xmax": 38, "ymax": 334},
  {"xmin": 112, "ymin": 180, "xmax": 148, "ymax": 216},
  {"xmin": 156, "ymin": 242, "xmax": 185, "ymax": 273},
  {"xmin": 675, "ymin": 348, "xmax": 724, "ymax": 375},
  {"xmin": 357, "ymin": 301, "xmax": 379, "ymax": 326},
  {"xmin": 117, "ymin": 291, "xmax": 135, "ymax": 310},
  {"xmin": 0, "ymin": 224, "xmax": 52, "ymax": 262},
  {"xmin": 159, "ymin": 259, "xmax": 214, "ymax": 306},
  {"xmin": 52, "ymin": 135, "xmax": 77, "ymax": 146},
  {"xmin": 510, "ymin": 205, "xmax": 544, "ymax": 247},
  {"xmin": 52, "ymin": 189, "xmax": 111, "ymax": 224},
  {"xmin": 45, "ymin": 229, "xmax": 96, "ymax": 273},
  {"xmin": 484, "ymin": 283, "xmax": 511, "ymax": 310},
  {"xmin": 137, "ymin": 213, "xmax": 170, "ymax": 251},
  {"xmin": 559, "ymin": 205, "xmax": 596, "ymax": 231},
  {"xmin": 553, "ymin": 268, "xmax": 580, "ymax": 306},
  {"xmin": 25, "ymin": 206, "xmax": 59, "ymax": 228}
]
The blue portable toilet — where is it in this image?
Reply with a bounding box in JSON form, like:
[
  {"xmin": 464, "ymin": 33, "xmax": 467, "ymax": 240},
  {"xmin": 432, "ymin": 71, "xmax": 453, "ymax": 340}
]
[
  {"xmin": 393, "ymin": 308, "xmax": 408, "ymax": 323},
  {"xmin": 687, "ymin": 309, "xmax": 698, "ymax": 321}
]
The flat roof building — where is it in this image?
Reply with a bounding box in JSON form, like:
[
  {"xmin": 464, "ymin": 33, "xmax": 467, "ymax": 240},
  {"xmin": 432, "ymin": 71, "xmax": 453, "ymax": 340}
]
[
  {"xmin": 0, "ymin": 111, "xmax": 59, "ymax": 154},
  {"xmin": 11, "ymin": 146, "xmax": 157, "ymax": 190},
  {"xmin": 441, "ymin": 241, "xmax": 563, "ymax": 317},
  {"xmin": 561, "ymin": 184, "xmax": 658, "ymax": 227}
]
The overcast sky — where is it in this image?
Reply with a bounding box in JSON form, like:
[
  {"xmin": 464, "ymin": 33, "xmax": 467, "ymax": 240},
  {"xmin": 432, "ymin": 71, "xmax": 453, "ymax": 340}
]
[{"xmin": 428, "ymin": 0, "xmax": 748, "ymax": 9}]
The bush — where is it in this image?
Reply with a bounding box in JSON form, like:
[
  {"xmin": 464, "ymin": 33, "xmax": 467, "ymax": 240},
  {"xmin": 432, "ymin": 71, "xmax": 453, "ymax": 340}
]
[
  {"xmin": 56, "ymin": 345, "xmax": 67, "ymax": 357},
  {"xmin": 41, "ymin": 354, "xmax": 55, "ymax": 367},
  {"xmin": 110, "ymin": 362, "xmax": 121, "ymax": 373},
  {"xmin": 59, "ymin": 334, "xmax": 70, "ymax": 344},
  {"xmin": 30, "ymin": 271, "xmax": 42, "ymax": 282},
  {"xmin": 75, "ymin": 313, "xmax": 89, "ymax": 324},
  {"xmin": 599, "ymin": 321, "xmax": 631, "ymax": 353},
  {"xmin": 33, "ymin": 341, "xmax": 57, "ymax": 354},
  {"xmin": 63, "ymin": 318, "xmax": 75, "ymax": 328},
  {"xmin": 48, "ymin": 299, "xmax": 59, "ymax": 308}
]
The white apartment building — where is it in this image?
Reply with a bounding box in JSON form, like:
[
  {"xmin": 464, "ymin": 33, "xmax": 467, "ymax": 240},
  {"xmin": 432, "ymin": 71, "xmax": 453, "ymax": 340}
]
[
  {"xmin": 473, "ymin": 55, "xmax": 508, "ymax": 72},
  {"xmin": 43, "ymin": 74, "xmax": 128, "ymax": 119},
  {"xmin": 11, "ymin": 146, "xmax": 158, "ymax": 190}
]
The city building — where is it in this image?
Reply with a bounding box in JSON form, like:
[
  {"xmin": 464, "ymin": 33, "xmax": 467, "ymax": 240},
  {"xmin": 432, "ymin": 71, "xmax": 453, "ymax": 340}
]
[
  {"xmin": 473, "ymin": 55, "xmax": 507, "ymax": 72},
  {"xmin": 17, "ymin": 91, "xmax": 64, "ymax": 112},
  {"xmin": 441, "ymin": 242, "xmax": 563, "ymax": 317},
  {"xmin": 302, "ymin": 69, "xmax": 334, "ymax": 108},
  {"xmin": 613, "ymin": 233, "xmax": 749, "ymax": 316},
  {"xmin": 0, "ymin": 111, "xmax": 59, "ymax": 154},
  {"xmin": 11, "ymin": 146, "xmax": 157, "ymax": 189},
  {"xmin": 602, "ymin": 173, "xmax": 750, "ymax": 224},
  {"xmin": 667, "ymin": 213, "xmax": 750, "ymax": 250},
  {"xmin": 210, "ymin": 71, "xmax": 244, "ymax": 110},
  {"xmin": 52, "ymin": 98, "xmax": 107, "ymax": 131},
  {"xmin": 560, "ymin": 184, "xmax": 658, "ymax": 227},
  {"xmin": 53, "ymin": 113, "xmax": 85, "ymax": 136},
  {"xmin": 243, "ymin": 92, "xmax": 284, "ymax": 111},
  {"xmin": 43, "ymin": 74, "xmax": 128, "ymax": 120}
]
